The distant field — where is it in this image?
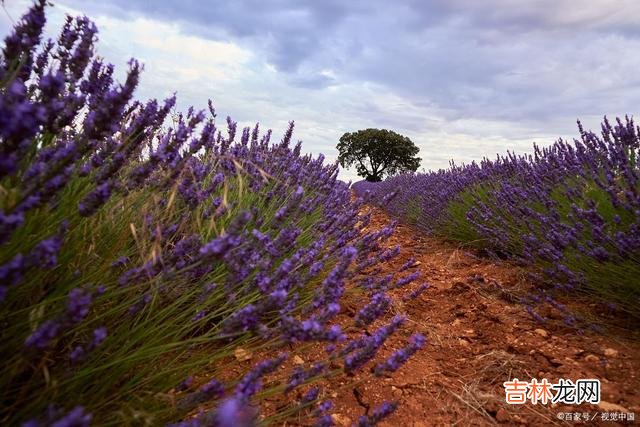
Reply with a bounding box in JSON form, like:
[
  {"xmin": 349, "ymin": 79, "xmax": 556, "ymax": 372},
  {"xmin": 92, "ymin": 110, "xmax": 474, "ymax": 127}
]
[{"xmin": 354, "ymin": 117, "xmax": 640, "ymax": 332}]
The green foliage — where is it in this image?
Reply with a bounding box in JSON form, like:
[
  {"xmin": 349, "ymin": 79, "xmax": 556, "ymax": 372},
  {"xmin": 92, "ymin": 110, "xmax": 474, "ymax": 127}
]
[
  {"xmin": 437, "ymin": 176, "xmax": 640, "ymax": 328},
  {"xmin": 337, "ymin": 129, "xmax": 420, "ymax": 182},
  {"xmin": 436, "ymin": 188, "xmax": 486, "ymax": 245},
  {"xmin": 403, "ymin": 197, "xmax": 423, "ymax": 226},
  {"xmin": 0, "ymin": 158, "xmax": 331, "ymax": 424},
  {"xmin": 2, "ymin": 3, "xmax": 420, "ymax": 424}
]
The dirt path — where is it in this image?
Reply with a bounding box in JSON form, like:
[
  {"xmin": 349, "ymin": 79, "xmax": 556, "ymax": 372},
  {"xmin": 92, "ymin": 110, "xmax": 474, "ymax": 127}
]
[{"xmin": 324, "ymin": 204, "xmax": 640, "ymax": 426}]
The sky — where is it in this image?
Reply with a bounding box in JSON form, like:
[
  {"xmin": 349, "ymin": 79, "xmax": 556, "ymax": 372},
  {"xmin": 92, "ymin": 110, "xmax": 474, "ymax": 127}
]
[{"xmin": 2, "ymin": 0, "xmax": 639, "ymax": 182}]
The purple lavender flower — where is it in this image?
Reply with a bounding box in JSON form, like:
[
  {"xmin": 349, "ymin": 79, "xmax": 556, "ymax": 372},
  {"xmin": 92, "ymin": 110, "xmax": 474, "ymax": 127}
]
[
  {"xmin": 317, "ymin": 302, "xmax": 340, "ymax": 323},
  {"xmin": 0, "ymin": 210, "xmax": 24, "ymax": 243},
  {"xmin": 526, "ymin": 305, "xmax": 547, "ymax": 324},
  {"xmin": 281, "ymin": 316, "xmax": 344, "ymax": 343},
  {"xmin": 309, "ymin": 261, "xmax": 324, "ymax": 277},
  {"xmin": 66, "ymin": 288, "xmax": 92, "ymax": 323},
  {"xmin": 357, "ymin": 401, "xmax": 398, "ymax": 427},
  {"xmin": 78, "ymin": 182, "xmax": 112, "ymax": 217},
  {"xmin": 235, "ymin": 354, "xmax": 287, "ymax": 402},
  {"xmin": 343, "ymin": 315, "xmax": 406, "ymax": 373},
  {"xmin": 128, "ymin": 294, "xmax": 152, "ymax": 316},
  {"xmin": 200, "ymin": 236, "xmax": 233, "ymax": 258},
  {"xmin": 166, "ymin": 419, "xmax": 201, "ymax": 427},
  {"xmin": 192, "ymin": 310, "xmax": 207, "ymax": 322},
  {"xmin": 403, "ymin": 283, "xmax": 430, "ymax": 301},
  {"xmin": 313, "ymin": 399, "xmax": 334, "ymax": 426},
  {"xmin": 25, "ymin": 319, "xmax": 60, "ymax": 349},
  {"xmin": 177, "ymin": 377, "xmax": 224, "ymax": 411},
  {"xmin": 199, "ymin": 282, "xmax": 217, "ymax": 301},
  {"xmin": 68, "ymin": 327, "xmax": 107, "ymax": 363},
  {"xmin": 398, "ymin": 257, "xmax": 417, "ymax": 272},
  {"xmin": 394, "ymin": 271, "xmax": 420, "ymax": 289},
  {"xmin": 201, "ymin": 379, "xmax": 224, "ymax": 397},
  {"xmin": 111, "ymin": 256, "xmax": 129, "ymax": 268},
  {"xmin": 176, "ymin": 376, "xmax": 194, "ymax": 392},
  {"xmin": 373, "ymin": 333, "xmax": 425, "ymax": 376},
  {"xmin": 90, "ymin": 327, "xmax": 107, "ymax": 349},
  {"xmin": 302, "ymin": 386, "xmax": 320, "ymax": 403},
  {"xmin": 285, "ymin": 362, "xmax": 326, "ymax": 392},
  {"xmin": 214, "ymin": 397, "xmax": 256, "ymax": 427},
  {"xmin": 50, "ymin": 406, "xmax": 92, "ymax": 427},
  {"xmin": 0, "ymin": 254, "xmax": 27, "ymax": 287},
  {"xmin": 68, "ymin": 345, "xmax": 85, "ymax": 364},
  {"xmin": 315, "ymin": 399, "xmax": 333, "ymax": 415},
  {"xmin": 30, "ymin": 233, "xmax": 64, "ymax": 268},
  {"xmin": 315, "ymin": 415, "xmax": 334, "ymax": 427},
  {"xmin": 1, "ymin": 0, "xmax": 46, "ymax": 80},
  {"xmin": 354, "ymin": 293, "xmax": 390, "ymax": 326},
  {"xmin": 222, "ymin": 304, "xmax": 258, "ymax": 333}
]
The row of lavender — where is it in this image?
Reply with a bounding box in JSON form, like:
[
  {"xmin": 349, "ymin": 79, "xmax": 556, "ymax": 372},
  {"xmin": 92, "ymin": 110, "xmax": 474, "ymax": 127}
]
[
  {"xmin": 354, "ymin": 118, "xmax": 640, "ymax": 327},
  {"xmin": 0, "ymin": 2, "xmax": 425, "ymax": 426}
]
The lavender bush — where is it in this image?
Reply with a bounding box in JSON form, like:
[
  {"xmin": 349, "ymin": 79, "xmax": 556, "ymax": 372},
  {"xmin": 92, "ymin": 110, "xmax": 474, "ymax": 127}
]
[
  {"xmin": 354, "ymin": 118, "xmax": 640, "ymax": 328},
  {"xmin": 0, "ymin": 3, "xmax": 422, "ymax": 425}
]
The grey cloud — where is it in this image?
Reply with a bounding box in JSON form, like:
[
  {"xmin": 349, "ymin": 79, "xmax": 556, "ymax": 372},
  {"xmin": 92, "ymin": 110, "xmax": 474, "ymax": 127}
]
[
  {"xmin": 55, "ymin": 0, "xmax": 640, "ymax": 126},
  {"xmin": 59, "ymin": 0, "xmax": 355, "ymax": 73},
  {"xmin": 288, "ymin": 72, "xmax": 336, "ymax": 89},
  {"xmin": 3, "ymin": 0, "xmax": 640, "ymax": 177}
]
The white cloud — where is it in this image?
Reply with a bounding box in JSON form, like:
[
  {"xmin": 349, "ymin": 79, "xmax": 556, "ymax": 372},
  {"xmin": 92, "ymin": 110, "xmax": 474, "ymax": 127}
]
[
  {"xmin": 1, "ymin": 0, "xmax": 638, "ymax": 182},
  {"xmin": 51, "ymin": 3, "xmax": 252, "ymax": 87}
]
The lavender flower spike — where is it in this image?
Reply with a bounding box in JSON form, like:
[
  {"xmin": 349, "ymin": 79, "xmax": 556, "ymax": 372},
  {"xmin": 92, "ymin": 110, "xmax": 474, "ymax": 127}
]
[
  {"xmin": 373, "ymin": 333, "xmax": 426, "ymax": 376},
  {"xmin": 357, "ymin": 401, "xmax": 398, "ymax": 427},
  {"xmin": 402, "ymin": 283, "xmax": 430, "ymax": 301},
  {"xmin": 354, "ymin": 292, "xmax": 390, "ymax": 326}
]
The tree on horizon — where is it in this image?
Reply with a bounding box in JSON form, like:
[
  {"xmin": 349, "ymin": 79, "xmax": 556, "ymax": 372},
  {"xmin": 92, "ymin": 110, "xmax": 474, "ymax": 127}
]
[{"xmin": 337, "ymin": 128, "xmax": 421, "ymax": 182}]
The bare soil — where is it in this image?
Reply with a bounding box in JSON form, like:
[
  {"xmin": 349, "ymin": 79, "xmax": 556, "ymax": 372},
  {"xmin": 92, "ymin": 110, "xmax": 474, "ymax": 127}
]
[{"xmin": 314, "ymin": 204, "xmax": 640, "ymax": 426}]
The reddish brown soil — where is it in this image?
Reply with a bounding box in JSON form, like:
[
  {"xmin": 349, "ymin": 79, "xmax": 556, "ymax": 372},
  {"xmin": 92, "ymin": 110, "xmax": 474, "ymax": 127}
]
[{"xmin": 315, "ymin": 204, "xmax": 640, "ymax": 426}]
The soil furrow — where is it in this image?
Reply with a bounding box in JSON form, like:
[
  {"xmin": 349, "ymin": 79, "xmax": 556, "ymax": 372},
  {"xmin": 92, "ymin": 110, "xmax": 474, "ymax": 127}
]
[{"xmin": 327, "ymin": 204, "xmax": 640, "ymax": 426}]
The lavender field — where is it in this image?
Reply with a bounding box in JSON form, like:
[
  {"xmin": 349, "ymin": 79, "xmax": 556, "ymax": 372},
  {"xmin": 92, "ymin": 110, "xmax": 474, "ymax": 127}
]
[
  {"xmin": 2, "ymin": 1, "xmax": 640, "ymax": 426},
  {"xmin": 0, "ymin": 3, "xmax": 425, "ymax": 426},
  {"xmin": 353, "ymin": 118, "xmax": 640, "ymax": 330}
]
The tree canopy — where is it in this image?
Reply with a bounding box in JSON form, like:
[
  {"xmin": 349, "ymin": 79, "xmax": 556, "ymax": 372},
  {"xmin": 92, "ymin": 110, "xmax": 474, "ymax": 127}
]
[{"xmin": 337, "ymin": 128, "xmax": 421, "ymax": 182}]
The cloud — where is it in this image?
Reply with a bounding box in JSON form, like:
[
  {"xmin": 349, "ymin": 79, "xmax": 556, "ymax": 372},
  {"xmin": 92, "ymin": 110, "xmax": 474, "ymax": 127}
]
[
  {"xmin": 1, "ymin": 0, "xmax": 639, "ymax": 182},
  {"xmin": 422, "ymin": 0, "xmax": 640, "ymax": 35}
]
